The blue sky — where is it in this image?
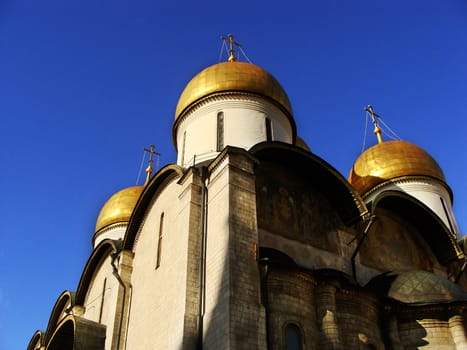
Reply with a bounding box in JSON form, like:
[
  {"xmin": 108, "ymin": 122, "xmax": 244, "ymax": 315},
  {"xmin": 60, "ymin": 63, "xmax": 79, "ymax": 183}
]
[{"xmin": 1, "ymin": 1, "xmax": 466, "ymax": 348}]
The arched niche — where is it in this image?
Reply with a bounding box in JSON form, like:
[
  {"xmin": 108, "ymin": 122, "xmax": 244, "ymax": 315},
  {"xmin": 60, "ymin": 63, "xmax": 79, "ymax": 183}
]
[
  {"xmin": 46, "ymin": 315, "xmax": 105, "ymax": 350},
  {"xmin": 359, "ymin": 191, "xmax": 463, "ymax": 272},
  {"xmin": 251, "ymin": 142, "xmax": 366, "ymax": 254}
]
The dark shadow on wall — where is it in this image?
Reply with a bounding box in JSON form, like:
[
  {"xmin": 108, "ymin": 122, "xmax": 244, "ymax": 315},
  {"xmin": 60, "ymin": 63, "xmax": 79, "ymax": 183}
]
[
  {"xmin": 395, "ymin": 318, "xmax": 429, "ymax": 349},
  {"xmin": 174, "ymin": 209, "xmax": 265, "ymax": 349},
  {"xmin": 173, "ymin": 227, "xmax": 443, "ymax": 350}
]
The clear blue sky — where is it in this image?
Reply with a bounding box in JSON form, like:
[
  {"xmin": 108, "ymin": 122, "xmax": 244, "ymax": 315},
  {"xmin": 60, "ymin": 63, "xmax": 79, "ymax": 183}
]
[{"xmin": 1, "ymin": 1, "xmax": 466, "ymax": 349}]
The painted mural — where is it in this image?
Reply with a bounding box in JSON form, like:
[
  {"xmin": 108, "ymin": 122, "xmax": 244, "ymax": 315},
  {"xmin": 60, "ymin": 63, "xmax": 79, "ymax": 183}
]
[
  {"xmin": 359, "ymin": 208, "xmax": 434, "ymax": 272},
  {"xmin": 256, "ymin": 162, "xmax": 341, "ymax": 253}
]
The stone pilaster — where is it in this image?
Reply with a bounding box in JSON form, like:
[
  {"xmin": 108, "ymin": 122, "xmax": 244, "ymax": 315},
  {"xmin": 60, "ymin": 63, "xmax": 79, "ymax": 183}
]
[
  {"xmin": 180, "ymin": 169, "xmax": 204, "ymax": 349},
  {"xmin": 315, "ymin": 283, "xmax": 343, "ymax": 350},
  {"xmin": 450, "ymin": 314, "xmax": 467, "ymax": 348},
  {"xmin": 203, "ymin": 148, "xmax": 264, "ymax": 349},
  {"xmin": 111, "ymin": 250, "xmax": 133, "ymax": 350}
]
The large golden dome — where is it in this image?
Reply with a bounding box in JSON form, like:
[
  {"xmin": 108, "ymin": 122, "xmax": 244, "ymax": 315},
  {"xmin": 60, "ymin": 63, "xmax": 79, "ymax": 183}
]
[
  {"xmin": 95, "ymin": 186, "xmax": 144, "ymax": 233},
  {"xmin": 349, "ymin": 140, "xmax": 446, "ymax": 196},
  {"xmin": 174, "ymin": 61, "xmax": 293, "ymax": 120}
]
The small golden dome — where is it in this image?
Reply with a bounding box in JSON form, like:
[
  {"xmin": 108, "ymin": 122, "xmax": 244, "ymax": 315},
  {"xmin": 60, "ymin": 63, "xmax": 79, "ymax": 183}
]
[
  {"xmin": 175, "ymin": 61, "xmax": 293, "ymax": 120},
  {"xmin": 349, "ymin": 140, "xmax": 446, "ymax": 195},
  {"xmin": 95, "ymin": 186, "xmax": 144, "ymax": 233}
]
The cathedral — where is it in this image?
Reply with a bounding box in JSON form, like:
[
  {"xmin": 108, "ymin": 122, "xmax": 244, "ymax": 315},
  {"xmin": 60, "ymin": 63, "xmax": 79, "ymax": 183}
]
[{"xmin": 28, "ymin": 38, "xmax": 467, "ymax": 350}]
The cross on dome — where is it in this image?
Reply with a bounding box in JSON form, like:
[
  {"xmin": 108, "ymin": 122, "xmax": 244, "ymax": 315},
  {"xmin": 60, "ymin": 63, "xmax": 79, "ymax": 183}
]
[
  {"xmin": 221, "ymin": 34, "xmax": 242, "ymax": 62},
  {"xmin": 365, "ymin": 105, "xmax": 383, "ymax": 144},
  {"xmin": 143, "ymin": 144, "xmax": 161, "ymax": 185}
]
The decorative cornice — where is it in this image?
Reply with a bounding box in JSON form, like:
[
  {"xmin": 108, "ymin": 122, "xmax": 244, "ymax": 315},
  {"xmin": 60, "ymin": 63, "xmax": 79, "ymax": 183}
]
[
  {"xmin": 93, "ymin": 222, "xmax": 127, "ymax": 246},
  {"xmin": 362, "ymin": 175, "xmax": 452, "ymax": 201},
  {"xmin": 384, "ymin": 300, "xmax": 467, "ymax": 315}
]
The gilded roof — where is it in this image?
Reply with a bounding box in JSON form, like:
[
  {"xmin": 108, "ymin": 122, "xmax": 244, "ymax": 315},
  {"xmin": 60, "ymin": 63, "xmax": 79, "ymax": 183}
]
[
  {"xmin": 174, "ymin": 61, "xmax": 293, "ymax": 120},
  {"xmin": 348, "ymin": 140, "xmax": 446, "ymax": 196},
  {"xmin": 95, "ymin": 186, "xmax": 144, "ymax": 233}
]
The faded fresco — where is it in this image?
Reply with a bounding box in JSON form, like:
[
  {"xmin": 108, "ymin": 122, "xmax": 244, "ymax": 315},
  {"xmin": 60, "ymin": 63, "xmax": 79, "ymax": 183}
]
[
  {"xmin": 256, "ymin": 162, "xmax": 341, "ymax": 253},
  {"xmin": 359, "ymin": 208, "xmax": 434, "ymax": 271}
]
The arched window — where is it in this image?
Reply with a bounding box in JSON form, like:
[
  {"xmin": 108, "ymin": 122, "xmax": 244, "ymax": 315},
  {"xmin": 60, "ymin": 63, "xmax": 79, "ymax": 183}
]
[
  {"xmin": 217, "ymin": 112, "xmax": 224, "ymax": 151},
  {"xmin": 285, "ymin": 323, "xmax": 302, "ymax": 350},
  {"xmin": 265, "ymin": 117, "xmax": 272, "ymax": 141},
  {"xmin": 440, "ymin": 196, "xmax": 455, "ymax": 233},
  {"xmin": 156, "ymin": 212, "xmax": 164, "ymax": 268},
  {"xmin": 181, "ymin": 131, "xmax": 186, "ymax": 166},
  {"xmin": 98, "ymin": 278, "xmax": 107, "ymax": 323}
]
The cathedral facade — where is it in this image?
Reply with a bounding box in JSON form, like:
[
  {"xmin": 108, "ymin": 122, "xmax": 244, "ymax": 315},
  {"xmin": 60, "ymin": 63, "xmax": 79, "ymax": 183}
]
[{"xmin": 28, "ymin": 48, "xmax": 467, "ymax": 349}]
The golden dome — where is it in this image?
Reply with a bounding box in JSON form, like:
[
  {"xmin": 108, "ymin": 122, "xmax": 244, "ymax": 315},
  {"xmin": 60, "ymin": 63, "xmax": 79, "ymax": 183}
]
[
  {"xmin": 95, "ymin": 186, "xmax": 144, "ymax": 233},
  {"xmin": 174, "ymin": 61, "xmax": 293, "ymax": 120},
  {"xmin": 349, "ymin": 140, "xmax": 446, "ymax": 196}
]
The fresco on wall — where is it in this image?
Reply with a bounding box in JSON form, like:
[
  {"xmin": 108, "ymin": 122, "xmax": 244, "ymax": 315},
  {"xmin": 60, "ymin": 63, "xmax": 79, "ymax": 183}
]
[
  {"xmin": 359, "ymin": 208, "xmax": 434, "ymax": 271},
  {"xmin": 256, "ymin": 162, "xmax": 341, "ymax": 253}
]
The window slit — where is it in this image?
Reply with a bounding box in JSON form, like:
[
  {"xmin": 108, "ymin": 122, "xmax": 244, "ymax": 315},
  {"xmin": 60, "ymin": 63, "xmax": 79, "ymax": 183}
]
[
  {"xmin": 156, "ymin": 212, "xmax": 164, "ymax": 268},
  {"xmin": 217, "ymin": 112, "xmax": 224, "ymax": 151},
  {"xmin": 265, "ymin": 117, "xmax": 272, "ymax": 141},
  {"xmin": 440, "ymin": 196, "xmax": 455, "ymax": 234},
  {"xmin": 98, "ymin": 278, "xmax": 107, "ymax": 323},
  {"xmin": 181, "ymin": 131, "xmax": 186, "ymax": 166}
]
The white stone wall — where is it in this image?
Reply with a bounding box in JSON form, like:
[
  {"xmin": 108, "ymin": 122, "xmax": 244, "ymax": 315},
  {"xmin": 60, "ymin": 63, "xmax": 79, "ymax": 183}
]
[
  {"xmin": 82, "ymin": 254, "xmax": 119, "ymax": 350},
  {"xmin": 125, "ymin": 178, "xmax": 189, "ymax": 350},
  {"xmin": 203, "ymin": 158, "xmax": 231, "ymax": 348},
  {"xmin": 175, "ymin": 95, "xmax": 293, "ymax": 167}
]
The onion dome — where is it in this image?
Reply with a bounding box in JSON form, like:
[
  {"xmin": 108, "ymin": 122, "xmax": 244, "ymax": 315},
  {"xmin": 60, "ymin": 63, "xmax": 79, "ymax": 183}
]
[
  {"xmin": 174, "ymin": 61, "xmax": 293, "ymax": 121},
  {"xmin": 95, "ymin": 186, "xmax": 144, "ymax": 233},
  {"xmin": 349, "ymin": 140, "xmax": 446, "ymax": 196}
]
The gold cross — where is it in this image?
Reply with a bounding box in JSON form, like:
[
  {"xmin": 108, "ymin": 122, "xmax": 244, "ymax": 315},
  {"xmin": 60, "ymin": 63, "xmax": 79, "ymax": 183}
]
[
  {"xmin": 144, "ymin": 144, "xmax": 161, "ymax": 185},
  {"xmin": 222, "ymin": 34, "xmax": 242, "ymax": 62},
  {"xmin": 365, "ymin": 105, "xmax": 383, "ymax": 144}
]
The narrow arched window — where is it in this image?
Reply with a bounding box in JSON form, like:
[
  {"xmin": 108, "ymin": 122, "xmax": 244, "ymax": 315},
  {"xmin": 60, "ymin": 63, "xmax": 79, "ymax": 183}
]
[
  {"xmin": 285, "ymin": 323, "xmax": 302, "ymax": 350},
  {"xmin": 265, "ymin": 117, "xmax": 272, "ymax": 141},
  {"xmin": 181, "ymin": 131, "xmax": 186, "ymax": 166},
  {"xmin": 440, "ymin": 196, "xmax": 455, "ymax": 233},
  {"xmin": 98, "ymin": 278, "xmax": 107, "ymax": 323},
  {"xmin": 217, "ymin": 112, "xmax": 224, "ymax": 151},
  {"xmin": 156, "ymin": 212, "xmax": 164, "ymax": 268}
]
